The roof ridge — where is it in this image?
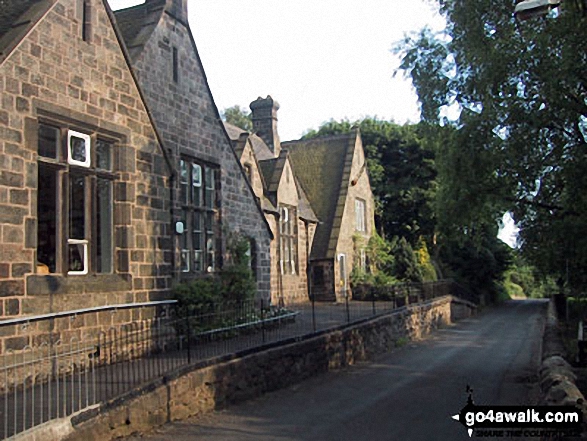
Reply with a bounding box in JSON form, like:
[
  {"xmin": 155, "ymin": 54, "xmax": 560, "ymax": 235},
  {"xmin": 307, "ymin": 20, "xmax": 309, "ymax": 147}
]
[{"xmin": 283, "ymin": 131, "xmax": 355, "ymax": 145}]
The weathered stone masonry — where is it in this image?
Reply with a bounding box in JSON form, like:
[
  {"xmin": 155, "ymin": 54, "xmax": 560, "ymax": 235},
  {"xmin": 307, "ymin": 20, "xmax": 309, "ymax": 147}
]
[
  {"xmin": 114, "ymin": 0, "xmax": 272, "ymax": 298},
  {"xmin": 57, "ymin": 296, "xmax": 475, "ymax": 441},
  {"xmin": 0, "ymin": 0, "xmax": 171, "ymax": 350}
]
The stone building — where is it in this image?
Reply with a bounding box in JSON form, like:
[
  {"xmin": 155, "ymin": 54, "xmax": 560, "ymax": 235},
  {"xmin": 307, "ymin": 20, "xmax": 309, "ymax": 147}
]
[
  {"xmin": 285, "ymin": 129, "xmax": 375, "ymax": 302},
  {"xmin": 225, "ymin": 97, "xmax": 318, "ymax": 305},
  {"xmin": 0, "ymin": 0, "xmax": 174, "ymax": 324},
  {"xmin": 113, "ymin": 0, "xmax": 272, "ymax": 299},
  {"xmin": 0, "ymin": 0, "xmax": 274, "ymax": 334},
  {"xmin": 226, "ymin": 97, "xmax": 375, "ymax": 302}
]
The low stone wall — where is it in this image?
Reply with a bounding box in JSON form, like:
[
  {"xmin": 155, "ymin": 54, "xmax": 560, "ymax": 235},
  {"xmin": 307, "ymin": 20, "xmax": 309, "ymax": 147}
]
[
  {"xmin": 18, "ymin": 295, "xmax": 475, "ymax": 441},
  {"xmin": 450, "ymin": 297, "xmax": 477, "ymax": 321},
  {"xmin": 539, "ymin": 299, "xmax": 587, "ymax": 434}
]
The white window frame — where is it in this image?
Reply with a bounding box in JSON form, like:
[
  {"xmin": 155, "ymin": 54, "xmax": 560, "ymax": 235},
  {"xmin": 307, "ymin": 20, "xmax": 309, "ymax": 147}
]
[
  {"xmin": 67, "ymin": 130, "xmax": 91, "ymax": 167},
  {"xmin": 67, "ymin": 239, "xmax": 89, "ymax": 275},
  {"xmin": 355, "ymin": 198, "xmax": 366, "ymax": 232}
]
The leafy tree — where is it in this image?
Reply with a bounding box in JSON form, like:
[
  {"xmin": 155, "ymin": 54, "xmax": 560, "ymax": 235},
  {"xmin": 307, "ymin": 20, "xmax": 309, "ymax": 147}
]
[
  {"xmin": 395, "ymin": 1, "xmax": 587, "ymax": 291},
  {"xmin": 303, "ymin": 118, "xmax": 437, "ymax": 246},
  {"xmin": 222, "ymin": 105, "xmax": 253, "ymax": 132},
  {"xmin": 391, "ymin": 237, "xmax": 423, "ymax": 283},
  {"xmin": 439, "ymin": 232, "xmax": 513, "ymax": 303}
]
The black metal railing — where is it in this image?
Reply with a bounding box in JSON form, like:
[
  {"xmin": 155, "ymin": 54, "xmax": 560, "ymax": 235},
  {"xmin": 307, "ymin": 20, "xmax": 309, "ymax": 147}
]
[{"xmin": 0, "ymin": 280, "xmax": 474, "ymax": 438}]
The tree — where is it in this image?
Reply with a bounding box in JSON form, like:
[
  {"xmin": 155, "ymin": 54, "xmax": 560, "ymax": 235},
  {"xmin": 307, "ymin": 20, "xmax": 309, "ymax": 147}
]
[
  {"xmin": 222, "ymin": 105, "xmax": 253, "ymax": 132},
  {"xmin": 395, "ymin": 1, "xmax": 587, "ymax": 291},
  {"xmin": 303, "ymin": 118, "xmax": 437, "ymax": 246}
]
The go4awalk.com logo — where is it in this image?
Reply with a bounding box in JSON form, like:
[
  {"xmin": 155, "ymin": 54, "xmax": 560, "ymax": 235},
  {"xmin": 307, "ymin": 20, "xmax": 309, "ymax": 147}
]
[{"xmin": 451, "ymin": 386, "xmax": 583, "ymax": 438}]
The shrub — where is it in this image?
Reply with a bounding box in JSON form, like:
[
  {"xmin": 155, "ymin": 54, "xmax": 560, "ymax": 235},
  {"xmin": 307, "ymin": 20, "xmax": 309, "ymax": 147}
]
[
  {"xmin": 172, "ymin": 232, "xmax": 257, "ymax": 315},
  {"xmin": 173, "ymin": 277, "xmax": 222, "ymax": 317}
]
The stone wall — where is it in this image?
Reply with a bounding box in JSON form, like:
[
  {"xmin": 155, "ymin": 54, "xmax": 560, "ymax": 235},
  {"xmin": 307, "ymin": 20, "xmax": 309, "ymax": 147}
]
[
  {"xmin": 35, "ymin": 295, "xmax": 475, "ymax": 441},
  {"xmin": 539, "ymin": 299, "xmax": 587, "ymax": 425},
  {"xmin": 333, "ymin": 133, "xmax": 375, "ymax": 302},
  {"xmin": 128, "ymin": 4, "xmax": 272, "ymax": 298},
  {"xmin": 0, "ymin": 0, "xmax": 171, "ymax": 337}
]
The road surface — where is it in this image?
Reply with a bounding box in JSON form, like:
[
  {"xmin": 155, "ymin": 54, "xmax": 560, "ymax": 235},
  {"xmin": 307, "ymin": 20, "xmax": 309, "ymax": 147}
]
[{"xmin": 126, "ymin": 299, "xmax": 547, "ymax": 441}]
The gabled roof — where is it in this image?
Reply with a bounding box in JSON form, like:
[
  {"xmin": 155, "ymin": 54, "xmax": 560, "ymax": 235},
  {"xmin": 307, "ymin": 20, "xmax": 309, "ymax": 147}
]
[
  {"xmin": 0, "ymin": 0, "xmax": 173, "ymax": 176},
  {"xmin": 284, "ymin": 131, "xmax": 359, "ymax": 259},
  {"xmin": 259, "ymin": 153, "xmax": 286, "ymax": 194},
  {"xmin": 0, "ymin": 0, "xmax": 53, "ymax": 63},
  {"xmin": 113, "ymin": 3, "xmax": 274, "ymax": 240},
  {"xmin": 224, "ymin": 122, "xmax": 274, "ymax": 161},
  {"xmin": 112, "ymin": 0, "xmax": 165, "ymax": 61}
]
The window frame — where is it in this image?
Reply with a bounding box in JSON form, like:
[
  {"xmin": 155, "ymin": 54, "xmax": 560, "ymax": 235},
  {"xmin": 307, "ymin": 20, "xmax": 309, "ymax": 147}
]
[
  {"xmin": 179, "ymin": 158, "xmax": 220, "ymax": 274},
  {"xmin": 279, "ymin": 205, "xmax": 297, "ymax": 275},
  {"xmin": 355, "ymin": 198, "xmax": 366, "ymax": 233},
  {"xmin": 36, "ymin": 121, "xmax": 117, "ymax": 276}
]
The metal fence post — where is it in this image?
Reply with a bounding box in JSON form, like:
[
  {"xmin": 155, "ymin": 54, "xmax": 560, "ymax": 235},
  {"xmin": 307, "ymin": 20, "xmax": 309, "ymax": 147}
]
[
  {"xmin": 185, "ymin": 314, "xmax": 191, "ymax": 365},
  {"xmin": 311, "ymin": 294, "xmax": 316, "ymax": 333},
  {"xmin": 261, "ymin": 299, "xmax": 266, "ymax": 344},
  {"xmin": 345, "ymin": 290, "xmax": 350, "ymax": 323}
]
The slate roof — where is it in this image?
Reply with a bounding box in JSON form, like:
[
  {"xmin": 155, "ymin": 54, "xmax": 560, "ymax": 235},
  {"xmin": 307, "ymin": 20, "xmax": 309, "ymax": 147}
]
[
  {"xmin": 224, "ymin": 122, "xmax": 274, "ymax": 161},
  {"xmin": 112, "ymin": 0, "xmax": 165, "ymax": 61},
  {"xmin": 0, "ymin": 0, "xmax": 53, "ymax": 62},
  {"xmin": 284, "ymin": 131, "xmax": 358, "ymax": 259}
]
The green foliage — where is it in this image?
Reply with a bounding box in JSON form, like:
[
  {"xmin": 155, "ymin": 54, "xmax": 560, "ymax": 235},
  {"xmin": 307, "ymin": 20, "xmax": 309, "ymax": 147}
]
[
  {"xmin": 303, "ymin": 118, "xmax": 437, "ymax": 245},
  {"xmin": 395, "ymin": 1, "xmax": 587, "ymax": 291},
  {"xmin": 438, "ymin": 233, "xmax": 513, "ymax": 303},
  {"xmin": 220, "ymin": 232, "xmax": 256, "ymax": 303},
  {"xmin": 391, "ymin": 237, "xmax": 423, "ymax": 283},
  {"xmin": 350, "ymin": 232, "xmax": 398, "ymax": 291},
  {"xmin": 415, "ymin": 237, "xmax": 437, "ymax": 282},
  {"xmin": 172, "ymin": 277, "xmax": 222, "ymax": 317},
  {"xmin": 222, "ymin": 105, "xmax": 253, "ymax": 132},
  {"xmin": 173, "ymin": 233, "xmax": 256, "ymax": 313},
  {"xmin": 365, "ymin": 231, "xmax": 394, "ymax": 274},
  {"xmin": 503, "ymin": 253, "xmax": 557, "ymax": 299}
]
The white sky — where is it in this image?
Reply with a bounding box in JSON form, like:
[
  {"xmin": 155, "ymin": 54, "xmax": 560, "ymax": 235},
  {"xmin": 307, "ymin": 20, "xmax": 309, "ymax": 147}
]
[{"xmin": 108, "ymin": 0, "xmax": 445, "ymax": 141}]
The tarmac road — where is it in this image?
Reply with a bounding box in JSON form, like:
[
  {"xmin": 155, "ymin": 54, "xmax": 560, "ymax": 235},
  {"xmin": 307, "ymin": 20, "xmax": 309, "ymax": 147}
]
[{"xmin": 126, "ymin": 299, "xmax": 548, "ymax": 441}]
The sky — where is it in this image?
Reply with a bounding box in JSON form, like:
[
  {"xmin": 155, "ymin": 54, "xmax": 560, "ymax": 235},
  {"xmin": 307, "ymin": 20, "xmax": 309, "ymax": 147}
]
[
  {"xmin": 107, "ymin": 0, "xmax": 518, "ymax": 246},
  {"xmin": 108, "ymin": 0, "xmax": 446, "ymax": 141}
]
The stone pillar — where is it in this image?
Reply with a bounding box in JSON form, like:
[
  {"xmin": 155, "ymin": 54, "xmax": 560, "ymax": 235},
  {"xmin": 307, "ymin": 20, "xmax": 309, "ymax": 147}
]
[{"xmin": 250, "ymin": 96, "xmax": 281, "ymax": 157}]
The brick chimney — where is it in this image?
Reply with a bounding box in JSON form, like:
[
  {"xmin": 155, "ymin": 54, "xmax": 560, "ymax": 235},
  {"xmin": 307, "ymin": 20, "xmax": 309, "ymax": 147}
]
[{"xmin": 250, "ymin": 96, "xmax": 281, "ymax": 157}]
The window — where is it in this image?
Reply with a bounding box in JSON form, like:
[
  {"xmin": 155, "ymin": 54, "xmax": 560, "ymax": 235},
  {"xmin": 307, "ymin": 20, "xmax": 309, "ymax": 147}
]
[
  {"xmin": 179, "ymin": 159, "xmax": 219, "ymax": 273},
  {"xmin": 172, "ymin": 47, "xmax": 179, "ymax": 83},
  {"xmin": 82, "ymin": 0, "xmax": 91, "ymax": 42},
  {"xmin": 279, "ymin": 205, "xmax": 297, "ymax": 275},
  {"xmin": 244, "ymin": 163, "xmax": 252, "ymax": 184},
  {"xmin": 355, "ymin": 198, "xmax": 366, "ymax": 232},
  {"xmin": 359, "ymin": 248, "xmax": 367, "ymax": 272},
  {"xmin": 37, "ymin": 123, "xmax": 114, "ymax": 275}
]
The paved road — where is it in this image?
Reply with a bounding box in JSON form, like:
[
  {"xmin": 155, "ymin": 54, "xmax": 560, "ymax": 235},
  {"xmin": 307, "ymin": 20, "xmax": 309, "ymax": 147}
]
[{"xmin": 126, "ymin": 299, "xmax": 547, "ymax": 441}]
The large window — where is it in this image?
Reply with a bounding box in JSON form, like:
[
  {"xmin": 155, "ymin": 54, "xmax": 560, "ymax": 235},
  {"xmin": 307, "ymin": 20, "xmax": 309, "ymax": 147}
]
[
  {"xmin": 279, "ymin": 205, "xmax": 297, "ymax": 275},
  {"xmin": 37, "ymin": 123, "xmax": 114, "ymax": 275},
  {"xmin": 355, "ymin": 198, "xmax": 366, "ymax": 232},
  {"xmin": 179, "ymin": 159, "xmax": 220, "ymax": 273}
]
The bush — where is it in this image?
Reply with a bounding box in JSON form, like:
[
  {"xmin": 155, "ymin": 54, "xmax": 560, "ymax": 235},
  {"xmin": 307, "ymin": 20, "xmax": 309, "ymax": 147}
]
[
  {"xmin": 173, "ymin": 277, "xmax": 222, "ymax": 317},
  {"xmin": 391, "ymin": 237, "xmax": 423, "ymax": 282},
  {"xmin": 173, "ymin": 232, "xmax": 257, "ymax": 314},
  {"xmin": 415, "ymin": 237, "xmax": 437, "ymax": 282}
]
